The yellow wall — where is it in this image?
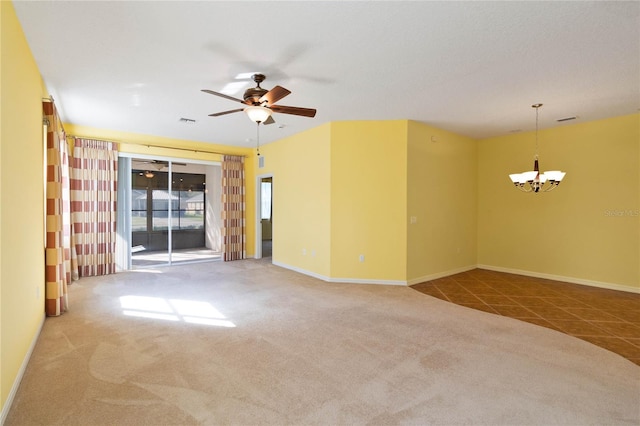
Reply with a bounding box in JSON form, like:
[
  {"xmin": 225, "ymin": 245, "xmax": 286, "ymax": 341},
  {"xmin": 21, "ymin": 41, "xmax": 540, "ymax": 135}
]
[
  {"xmin": 257, "ymin": 124, "xmax": 332, "ymax": 277},
  {"xmin": 259, "ymin": 119, "xmax": 477, "ymax": 284},
  {"xmin": 478, "ymin": 114, "xmax": 640, "ymax": 290},
  {"xmin": 330, "ymin": 121, "xmax": 408, "ymax": 282},
  {"xmin": 406, "ymin": 121, "xmax": 477, "ymax": 282},
  {"xmin": 0, "ymin": 0, "xmax": 47, "ymax": 413},
  {"xmin": 63, "ymin": 124, "xmax": 257, "ymax": 256}
]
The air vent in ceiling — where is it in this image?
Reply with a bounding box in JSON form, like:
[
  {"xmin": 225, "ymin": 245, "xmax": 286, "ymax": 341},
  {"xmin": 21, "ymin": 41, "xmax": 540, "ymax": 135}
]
[
  {"xmin": 556, "ymin": 116, "xmax": 577, "ymax": 122},
  {"xmin": 179, "ymin": 117, "xmax": 196, "ymax": 123}
]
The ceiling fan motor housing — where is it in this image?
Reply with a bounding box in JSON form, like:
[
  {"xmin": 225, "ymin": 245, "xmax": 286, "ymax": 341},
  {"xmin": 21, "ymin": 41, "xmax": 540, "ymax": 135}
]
[
  {"xmin": 243, "ymin": 73, "xmax": 268, "ymax": 105},
  {"xmin": 244, "ymin": 87, "xmax": 268, "ymax": 105}
]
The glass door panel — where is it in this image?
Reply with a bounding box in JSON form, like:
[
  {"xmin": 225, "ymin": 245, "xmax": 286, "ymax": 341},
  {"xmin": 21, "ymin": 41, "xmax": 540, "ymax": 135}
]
[
  {"xmin": 131, "ymin": 162, "xmax": 170, "ymax": 267},
  {"xmin": 170, "ymin": 171, "xmax": 212, "ymax": 264}
]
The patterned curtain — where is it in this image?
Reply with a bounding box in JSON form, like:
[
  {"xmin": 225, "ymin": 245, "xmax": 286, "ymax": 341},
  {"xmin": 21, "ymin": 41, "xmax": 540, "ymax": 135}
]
[
  {"xmin": 70, "ymin": 138, "xmax": 118, "ymax": 276},
  {"xmin": 221, "ymin": 155, "xmax": 246, "ymax": 261},
  {"xmin": 44, "ymin": 101, "xmax": 77, "ymax": 316}
]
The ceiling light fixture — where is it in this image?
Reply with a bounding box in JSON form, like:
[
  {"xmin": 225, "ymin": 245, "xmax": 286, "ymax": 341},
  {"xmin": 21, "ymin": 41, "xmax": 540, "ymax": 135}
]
[
  {"xmin": 244, "ymin": 105, "xmax": 272, "ymax": 157},
  {"xmin": 244, "ymin": 105, "xmax": 272, "ymax": 124},
  {"xmin": 508, "ymin": 104, "xmax": 566, "ymax": 193},
  {"xmin": 144, "ymin": 171, "xmax": 155, "ymax": 179}
]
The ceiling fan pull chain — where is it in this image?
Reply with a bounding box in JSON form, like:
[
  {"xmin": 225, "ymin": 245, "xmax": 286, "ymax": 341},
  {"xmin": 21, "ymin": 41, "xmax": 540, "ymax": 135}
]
[{"xmin": 256, "ymin": 122, "xmax": 261, "ymax": 156}]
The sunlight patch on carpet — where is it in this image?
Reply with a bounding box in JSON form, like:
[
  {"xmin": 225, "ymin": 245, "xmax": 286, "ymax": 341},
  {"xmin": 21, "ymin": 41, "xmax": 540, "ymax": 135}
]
[{"xmin": 120, "ymin": 295, "xmax": 236, "ymax": 327}]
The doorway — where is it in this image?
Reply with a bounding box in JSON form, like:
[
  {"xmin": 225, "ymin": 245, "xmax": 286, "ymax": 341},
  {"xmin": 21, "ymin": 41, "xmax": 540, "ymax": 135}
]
[{"xmin": 257, "ymin": 175, "xmax": 273, "ymax": 259}]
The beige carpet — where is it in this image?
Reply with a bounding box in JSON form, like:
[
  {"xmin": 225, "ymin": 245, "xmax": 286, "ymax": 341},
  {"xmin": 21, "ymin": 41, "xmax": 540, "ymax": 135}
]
[{"xmin": 6, "ymin": 260, "xmax": 640, "ymax": 425}]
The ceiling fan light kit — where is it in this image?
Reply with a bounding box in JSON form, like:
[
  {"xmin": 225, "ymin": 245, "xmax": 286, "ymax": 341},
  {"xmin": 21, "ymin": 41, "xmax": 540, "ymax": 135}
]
[
  {"xmin": 244, "ymin": 105, "xmax": 272, "ymax": 123},
  {"xmin": 508, "ymin": 103, "xmax": 566, "ymax": 193}
]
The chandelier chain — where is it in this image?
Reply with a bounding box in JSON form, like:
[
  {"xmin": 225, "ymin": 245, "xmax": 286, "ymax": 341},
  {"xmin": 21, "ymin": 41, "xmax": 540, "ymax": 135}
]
[
  {"xmin": 534, "ymin": 103, "xmax": 541, "ymax": 160},
  {"xmin": 535, "ymin": 106, "xmax": 538, "ymax": 156}
]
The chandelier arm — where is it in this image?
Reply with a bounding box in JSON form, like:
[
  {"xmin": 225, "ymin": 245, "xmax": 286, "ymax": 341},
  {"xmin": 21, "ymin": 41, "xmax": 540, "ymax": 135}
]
[
  {"xmin": 546, "ymin": 182, "xmax": 559, "ymax": 192},
  {"xmin": 518, "ymin": 183, "xmax": 533, "ymax": 193}
]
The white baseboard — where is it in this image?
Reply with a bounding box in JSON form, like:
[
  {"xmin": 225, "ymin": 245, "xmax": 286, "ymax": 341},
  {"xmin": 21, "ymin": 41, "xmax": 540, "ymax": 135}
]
[
  {"xmin": 407, "ymin": 265, "xmax": 477, "ymax": 286},
  {"xmin": 272, "ymin": 260, "xmax": 407, "ymax": 286},
  {"xmin": 1, "ymin": 313, "xmax": 45, "ymax": 425},
  {"xmin": 272, "ymin": 260, "xmax": 329, "ymax": 281},
  {"xmin": 272, "ymin": 261, "xmax": 476, "ymax": 286},
  {"xmin": 326, "ymin": 276, "xmax": 407, "ymax": 286},
  {"xmin": 477, "ymin": 264, "xmax": 640, "ymax": 294},
  {"xmin": 270, "ymin": 259, "xmax": 639, "ymax": 293}
]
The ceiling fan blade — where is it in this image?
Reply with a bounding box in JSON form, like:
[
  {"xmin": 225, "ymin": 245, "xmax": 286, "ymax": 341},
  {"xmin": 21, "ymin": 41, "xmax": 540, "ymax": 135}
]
[
  {"xmin": 208, "ymin": 108, "xmax": 244, "ymax": 117},
  {"xmin": 270, "ymin": 105, "xmax": 316, "ymax": 118},
  {"xmin": 260, "ymin": 85, "xmax": 291, "ymax": 105},
  {"xmin": 201, "ymin": 89, "xmax": 245, "ymax": 104},
  {"xmin": 263, "ymin": 115, "xmax": 276, "ymax": 125}
]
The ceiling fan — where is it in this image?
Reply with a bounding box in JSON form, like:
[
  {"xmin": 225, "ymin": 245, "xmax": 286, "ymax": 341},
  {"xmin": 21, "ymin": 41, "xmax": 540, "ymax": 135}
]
[
  {"xmin": 135, "ymin": 159, "xmax": 187, "ymax": 170},
  {"xmin": 202, "ymin": 73, "xmax": 316, "ymax": 125}
]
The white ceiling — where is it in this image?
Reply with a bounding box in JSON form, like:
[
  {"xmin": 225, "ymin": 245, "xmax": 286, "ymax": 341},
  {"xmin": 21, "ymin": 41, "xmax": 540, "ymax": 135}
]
[{"xmin": 13, "ymin": 1, "xmax": 640, "ymax": 148}]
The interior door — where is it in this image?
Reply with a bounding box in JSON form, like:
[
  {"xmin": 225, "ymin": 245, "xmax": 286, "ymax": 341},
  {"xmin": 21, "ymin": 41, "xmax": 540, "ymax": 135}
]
[{"xmin": 260, "ymin": 176, "xmax": 273, "ymax": 258}]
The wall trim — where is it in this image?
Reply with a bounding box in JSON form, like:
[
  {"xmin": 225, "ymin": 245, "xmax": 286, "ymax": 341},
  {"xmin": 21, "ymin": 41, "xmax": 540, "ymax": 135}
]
[
  {"xmin": 272, "ymin": 260, "xmax": 407, "ymax": 286},
  {"xmin": 326, "ymin": 277, "xmax": 407, "ymax": 286},
  {"xmin": 1, "ymin": 313, "xmax": 45, "ymax": 425},
  {"xmin": 407, "ymin": 265, "xmax": 477, "ymax": 286},
  {"xmin": 477, "ymin": 264, "xmax": 640, "ymax": 294},
  {"xmin": 270, "ymin": 260, "xmax": 639, "ymax": 293}
]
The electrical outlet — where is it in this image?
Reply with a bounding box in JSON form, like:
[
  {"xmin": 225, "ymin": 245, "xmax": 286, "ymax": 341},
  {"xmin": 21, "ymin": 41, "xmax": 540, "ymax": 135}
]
[
  {"xmin": 302, "ymin": 248, "xmax": 307, "ymax": 255},
  {"xmin": 359, "ymin": 254, "xmax": 365, "ymax": 262},
  {"xmin": 36, "ymin": 286, "xmax": 40, "ymax": 299}
]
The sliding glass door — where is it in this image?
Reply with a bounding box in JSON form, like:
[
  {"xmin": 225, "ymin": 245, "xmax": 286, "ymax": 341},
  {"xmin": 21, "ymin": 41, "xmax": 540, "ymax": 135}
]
[{"xmin": 117, "ymin": 156, "xmax": 222, "ymax": 269}]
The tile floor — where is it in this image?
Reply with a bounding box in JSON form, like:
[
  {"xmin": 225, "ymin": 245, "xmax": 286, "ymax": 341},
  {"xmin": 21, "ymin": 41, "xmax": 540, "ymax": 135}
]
[{"xmin": 411, "ymin": 269, "xmax": 640, "ymax": 365}]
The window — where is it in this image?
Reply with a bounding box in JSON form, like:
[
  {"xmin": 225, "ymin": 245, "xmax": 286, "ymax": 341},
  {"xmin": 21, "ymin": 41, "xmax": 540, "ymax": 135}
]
[
  {"xmin": 131, "ymin": 188, "xmax": 148, "ymax": 232},
  {"xmin": 151, "ymin": 189, "xmax": 179, "ymax": 231},
  {"xmin": 131, "ymin": 170, "xmax": 205, "ymax": 232},
  {"xmin": 261, "ymin": 180, "xmax": 272, "ymax": 220},
  {"xmin": 171, "ymin": 190, "xmax": 205, "ymax": 230}
]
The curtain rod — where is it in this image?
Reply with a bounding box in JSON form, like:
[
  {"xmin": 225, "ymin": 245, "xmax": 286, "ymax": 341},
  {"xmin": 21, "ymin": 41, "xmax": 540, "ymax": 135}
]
[
  {"xmin": 42, "ymin": 97, "xmax": 66, "ymax": 133},
  {"xmin": 67, "ymin": 135, "xmax": 247, "ymax": 158},
  {"xmin": 134, "ymin": 142, "xmax": 247, "ymax": 158}
]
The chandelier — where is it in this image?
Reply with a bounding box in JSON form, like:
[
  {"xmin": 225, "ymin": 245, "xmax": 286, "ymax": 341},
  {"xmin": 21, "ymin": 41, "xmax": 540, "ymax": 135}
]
[{"xmin": 508, "ymin": 104, "xmax": 566, "ymax": 193}]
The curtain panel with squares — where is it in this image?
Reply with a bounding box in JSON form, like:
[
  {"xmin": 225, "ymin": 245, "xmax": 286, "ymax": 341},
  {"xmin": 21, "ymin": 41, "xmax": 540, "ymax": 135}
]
[
  {"xmin": 44, "ymin": 101, "xmax": 77, "ymax": 316},
  {"xmin": 221, "ymin": 155, "xmax": 246, "ymax": 261},
  {"xmin": 70, "ymin": 138, "xmax": 118, "ymax": 276}
]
